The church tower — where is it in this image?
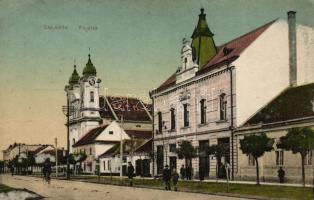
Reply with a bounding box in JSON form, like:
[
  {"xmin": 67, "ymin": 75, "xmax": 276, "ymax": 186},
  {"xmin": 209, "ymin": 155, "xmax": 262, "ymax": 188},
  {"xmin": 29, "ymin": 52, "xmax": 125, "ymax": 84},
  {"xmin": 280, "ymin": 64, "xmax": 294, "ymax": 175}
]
[
  {"xmin": 79, "ymin": 53, "xmax": 102, "ymax": 137},
  {"xmin": 65, "ymin": 64, "xmax": 82, "ymax": 153},
  {"xmin": 65, "ymin": 53, "xmax": 102, "ymax": 153},
  {"xmin": 191, "ymin": 8, "xmax": 217, "ymax": 68}
]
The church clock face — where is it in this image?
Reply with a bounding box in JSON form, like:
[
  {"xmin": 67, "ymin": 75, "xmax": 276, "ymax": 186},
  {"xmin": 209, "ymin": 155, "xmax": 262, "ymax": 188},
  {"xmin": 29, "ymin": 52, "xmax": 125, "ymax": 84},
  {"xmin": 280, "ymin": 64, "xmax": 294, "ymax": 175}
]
[{"xmin": 88, "ymin": 77, "xmax": 96, "ymax": 86}]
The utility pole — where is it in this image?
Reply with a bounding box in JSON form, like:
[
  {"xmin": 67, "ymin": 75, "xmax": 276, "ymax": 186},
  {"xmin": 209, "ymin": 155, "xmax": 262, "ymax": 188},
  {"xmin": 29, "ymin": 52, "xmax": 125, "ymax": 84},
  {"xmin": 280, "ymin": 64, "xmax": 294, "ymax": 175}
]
[
  {"xmin": 55, "ymin": 138, "xmax": 58, "ymax": 178},
  {"xmin": 120, "ymin": 115, "xmax": 124, "ymax": 180}
]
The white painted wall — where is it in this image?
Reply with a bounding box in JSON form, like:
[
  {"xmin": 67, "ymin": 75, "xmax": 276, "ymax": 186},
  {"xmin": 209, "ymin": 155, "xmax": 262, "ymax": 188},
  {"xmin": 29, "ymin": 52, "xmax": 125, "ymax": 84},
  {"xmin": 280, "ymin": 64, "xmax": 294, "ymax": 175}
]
[
  {"xmin": 95, "ymin": 121, "xmax": 130, "ymax": 141},
  {"xmin": 235, "ymin": 20, "xmax": 314, "ymax": 127}
]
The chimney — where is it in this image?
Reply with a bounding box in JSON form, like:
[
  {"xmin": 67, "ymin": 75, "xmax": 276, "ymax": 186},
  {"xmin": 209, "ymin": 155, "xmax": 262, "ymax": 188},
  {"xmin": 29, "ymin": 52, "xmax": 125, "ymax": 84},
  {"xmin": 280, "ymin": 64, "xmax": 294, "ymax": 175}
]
[{"xmin": 288, "ymin": 11, "xmax": 297, "ymax": 86}]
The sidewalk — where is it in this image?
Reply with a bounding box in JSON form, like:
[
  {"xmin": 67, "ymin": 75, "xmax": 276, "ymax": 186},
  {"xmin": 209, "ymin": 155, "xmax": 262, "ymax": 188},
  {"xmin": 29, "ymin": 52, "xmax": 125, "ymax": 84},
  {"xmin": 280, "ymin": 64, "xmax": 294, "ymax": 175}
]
[{"xmin": 71, "ymin": 174, "xmax": 314, "ymax": 188}]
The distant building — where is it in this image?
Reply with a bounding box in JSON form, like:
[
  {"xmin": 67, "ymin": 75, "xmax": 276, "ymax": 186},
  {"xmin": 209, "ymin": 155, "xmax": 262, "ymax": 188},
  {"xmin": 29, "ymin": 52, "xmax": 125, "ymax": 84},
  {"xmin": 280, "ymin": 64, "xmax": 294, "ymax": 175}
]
[
  {"xmin": 72, "ymin": 121, "xmax": 151, "ymax": 174},
  {"xmin": 150, "ymin": 9, "xmax": 314, "ymax": 180},
  {"xmin": 2, "ymin": 143, "xmax": 52, "ymax": 162}
]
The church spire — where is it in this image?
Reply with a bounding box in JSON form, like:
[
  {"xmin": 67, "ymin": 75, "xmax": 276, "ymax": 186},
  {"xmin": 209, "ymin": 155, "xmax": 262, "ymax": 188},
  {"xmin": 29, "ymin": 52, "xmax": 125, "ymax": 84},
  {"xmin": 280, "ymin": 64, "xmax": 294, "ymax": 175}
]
[
  {"xmin": 191, "ymin": 8, "xmax": 217, "ymax": 68},
  {"xmin": 69, "ymin": 64, "xmax": 80, "ymax": 85},
  {"xmin": 82, "ymin": 51, "xmax": 97, "ymax": 78}
]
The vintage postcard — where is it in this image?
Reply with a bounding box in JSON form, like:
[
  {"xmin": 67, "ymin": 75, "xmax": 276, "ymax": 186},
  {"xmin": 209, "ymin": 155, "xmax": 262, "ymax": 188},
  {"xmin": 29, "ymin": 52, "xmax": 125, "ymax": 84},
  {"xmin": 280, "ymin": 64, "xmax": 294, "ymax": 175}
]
[{"xmin": 0, "ymin": 0, "xmax": 314, "ymax": 199}]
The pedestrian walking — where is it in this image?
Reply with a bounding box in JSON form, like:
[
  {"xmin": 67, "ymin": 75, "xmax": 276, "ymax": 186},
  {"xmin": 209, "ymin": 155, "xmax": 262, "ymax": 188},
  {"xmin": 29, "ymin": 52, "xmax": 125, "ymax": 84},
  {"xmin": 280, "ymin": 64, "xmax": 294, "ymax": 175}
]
[
  {"xmin": 127, "ymin": 162, "xmax": 135, "ymax": 187},
  {"xmin": 162, "ymin": 165, "xmax": 171, "ymax": 190},
  {"xmin": 172, "ymin": 168, "xmax": 179, "ymax": 191},
  {"xmin": 278, "ymin": 167, "xmax": 285, "ymax": 183},
  {"xmin": 10, "ymin": 164, "xmax": 14, "ymax": 176},
  {"xmin": 180, "ymin": 165, "xmax": 186, "ymax": 180},
  {"xmin": 43, "ymin": 158, "xmax": 52, "ymax": 184}
]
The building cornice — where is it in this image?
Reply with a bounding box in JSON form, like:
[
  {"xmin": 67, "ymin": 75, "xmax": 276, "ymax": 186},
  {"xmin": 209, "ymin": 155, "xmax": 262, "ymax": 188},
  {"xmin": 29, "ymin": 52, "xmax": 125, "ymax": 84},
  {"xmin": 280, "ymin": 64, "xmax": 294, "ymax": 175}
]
[
  {"xmin": 235, "ymin": 116, "xmax": 314, "ymax": 135},
  {"xmin": 151, "ymin": 64, "xmax": 230, "ymax": 98}
]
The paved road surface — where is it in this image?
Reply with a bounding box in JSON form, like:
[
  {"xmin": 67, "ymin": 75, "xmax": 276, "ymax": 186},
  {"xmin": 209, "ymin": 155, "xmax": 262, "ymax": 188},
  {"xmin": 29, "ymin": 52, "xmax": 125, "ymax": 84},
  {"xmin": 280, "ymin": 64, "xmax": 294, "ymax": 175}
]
[{"xmin": 0, "ymin": 175, "xmax": 248, "ymax": 200}]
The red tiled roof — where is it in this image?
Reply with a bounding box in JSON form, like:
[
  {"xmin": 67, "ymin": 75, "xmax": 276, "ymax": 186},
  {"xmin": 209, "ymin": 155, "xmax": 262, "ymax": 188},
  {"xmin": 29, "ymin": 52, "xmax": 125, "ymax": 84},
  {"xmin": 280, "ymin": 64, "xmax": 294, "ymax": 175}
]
[
  {"xmin": 99, "ymin": 96, "xmax": 152, "ymax": 122},
  {"xmin": 125, "ymin": 130, "xmax": 152, "ymax": 140},
  {"xmin": 156, "ymin": 20, "xmax": 276, "ymax": 92},
  {"xmin": 243, "ymin": 83, "xmax": 314, "ymax": 126},
  {"xmin": 73, "ymin": 125, "xmax": 109, "ymax": 147}
]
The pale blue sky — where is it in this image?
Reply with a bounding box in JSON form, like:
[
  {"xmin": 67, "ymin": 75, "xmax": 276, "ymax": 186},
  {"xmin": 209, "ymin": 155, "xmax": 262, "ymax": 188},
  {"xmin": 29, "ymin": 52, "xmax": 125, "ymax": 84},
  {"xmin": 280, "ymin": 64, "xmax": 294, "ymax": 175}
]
[{"xmin": 0, "ymin": 0, "xmax": 313, "ymax": 153}]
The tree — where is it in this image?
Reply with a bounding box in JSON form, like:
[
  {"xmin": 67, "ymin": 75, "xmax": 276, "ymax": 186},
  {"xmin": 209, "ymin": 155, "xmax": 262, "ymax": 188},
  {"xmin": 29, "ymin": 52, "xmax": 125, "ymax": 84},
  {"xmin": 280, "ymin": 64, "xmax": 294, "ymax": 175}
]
[
  {"xmin": 240, "ymin": 133, "xmax": 274, "ymax": 185},
  {"xmin": 206, "ymin": 143, "xmax": 229, "ymax": 179},
  {"xmin": 69, "ymin": 152, "xmax": 87, "ymax": 174},
  {"xmin": 176, "ymin": 140, "xmax": 197, "ymax": 170},
  {"xmin": 277, "ymin": 127, "xmax": 314, "ymax": 186}
]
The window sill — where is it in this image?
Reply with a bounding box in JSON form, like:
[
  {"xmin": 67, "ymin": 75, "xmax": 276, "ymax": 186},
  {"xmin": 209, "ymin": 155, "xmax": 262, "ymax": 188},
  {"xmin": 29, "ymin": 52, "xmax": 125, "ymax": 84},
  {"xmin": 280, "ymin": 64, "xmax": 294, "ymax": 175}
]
[
  {"xmin": 216, "ymin": 119, "xmax": 228, "ymax": 124},
  {"xmin": 168, "ymin": 129, "xmax": 176, "ymax": 133},
  {"xmin": 198, "ymin": 123, "xmax": 208, "ymax": 127},
  {"xmin": 181, "ymin": 126, "xmax": 190, "ymax": 129}
]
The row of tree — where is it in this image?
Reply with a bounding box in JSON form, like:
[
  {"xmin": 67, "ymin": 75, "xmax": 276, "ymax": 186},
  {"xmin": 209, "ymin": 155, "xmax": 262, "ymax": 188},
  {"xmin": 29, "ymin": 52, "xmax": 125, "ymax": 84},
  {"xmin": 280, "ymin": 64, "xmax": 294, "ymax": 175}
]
[
  {"xmin": 174, "ymin": 127, "xmax": 314, "ymax": 186},
  {"xmin": 2, "ymin": 152, "xmax": 87, "ymax": 175},
  {"xmin": 241, "ymin": 127, "xmax": 314, "ymax": 186}
]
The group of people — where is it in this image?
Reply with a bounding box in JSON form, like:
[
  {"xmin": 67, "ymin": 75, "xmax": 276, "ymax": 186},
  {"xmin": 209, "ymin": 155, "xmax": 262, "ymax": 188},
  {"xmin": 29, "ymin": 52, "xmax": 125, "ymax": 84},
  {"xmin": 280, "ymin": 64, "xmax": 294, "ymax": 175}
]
[
  {"xmin": 179, "ymin": 164, "xmax": 192, "ymax": 180},
  {"xmin": 162, "ymin": 165, "xmax": 179, "ymax": 191}
]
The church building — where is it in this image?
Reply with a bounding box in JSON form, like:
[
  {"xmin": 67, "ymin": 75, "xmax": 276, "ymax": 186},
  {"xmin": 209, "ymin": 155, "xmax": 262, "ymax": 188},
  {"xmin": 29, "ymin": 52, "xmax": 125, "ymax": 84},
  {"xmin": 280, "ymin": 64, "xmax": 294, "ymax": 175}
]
[{"xmin": 64, "ymin": 53, "xmax": 152, "ymax": 173}]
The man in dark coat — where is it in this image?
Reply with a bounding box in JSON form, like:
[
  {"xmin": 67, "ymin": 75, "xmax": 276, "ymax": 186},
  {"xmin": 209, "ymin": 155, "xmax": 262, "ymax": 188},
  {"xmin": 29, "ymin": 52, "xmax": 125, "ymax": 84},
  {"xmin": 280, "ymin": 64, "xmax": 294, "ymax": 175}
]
[
  {"xmin": 172, "ymin": 168, "xmax": 179, "ymax": 191},
  {"xmin": 180, "ymin": 165, "xmax": 186, "ymax": 180},
  {"xmin": 186, "ymin": 164, "xmax": 192, "ymax": 180},
  {"xmin": 43, "ymin": 158, "xmax": 52, "ymax": 184},
  {"xmin": 278, "ymin": 167, "xmax": 285, "ymax": 183},
  {"xmin": 127, "ymin": 162, "xmax": 135, "ymax": 186},
  {"xmin": 162, "ymin": 165, "xmax": 171, "ymax": 190}
]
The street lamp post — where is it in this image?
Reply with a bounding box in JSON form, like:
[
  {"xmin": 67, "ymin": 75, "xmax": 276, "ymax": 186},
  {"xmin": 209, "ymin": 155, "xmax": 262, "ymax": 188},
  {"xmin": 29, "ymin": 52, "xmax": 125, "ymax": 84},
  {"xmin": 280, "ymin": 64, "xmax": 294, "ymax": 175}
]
[{"xmin": 54, "ymin": 138, "xmax": 58, "ymax": 178}]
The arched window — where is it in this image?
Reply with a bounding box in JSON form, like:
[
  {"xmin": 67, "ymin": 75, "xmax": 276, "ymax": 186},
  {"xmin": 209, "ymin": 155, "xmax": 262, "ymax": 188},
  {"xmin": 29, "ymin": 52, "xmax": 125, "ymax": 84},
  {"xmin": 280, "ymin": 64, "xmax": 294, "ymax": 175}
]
[
  {"xmin": 184, "ymin": 57, "xmax": 187, "ymax": 70},
  {"xmin": 157, "ymin": 112, "xmax": 162, "ymax": 134},
  {"xmin": 200, "ymin": 99, "xmax": 206, "ymax": 124},
  {"xmin": 183, "ymin": 103, "xmax": 189, "ymax": 127},
  {"xmin": 90, "ymin": 91, "xmax": 94, "ymax": 102},
  {"xmin": 220, "ymin": 93, "xmax": 227, "ymax": 120},
  {"xmin": 170, "ymin": 108, "xmax": 176, "ymax": 130}
]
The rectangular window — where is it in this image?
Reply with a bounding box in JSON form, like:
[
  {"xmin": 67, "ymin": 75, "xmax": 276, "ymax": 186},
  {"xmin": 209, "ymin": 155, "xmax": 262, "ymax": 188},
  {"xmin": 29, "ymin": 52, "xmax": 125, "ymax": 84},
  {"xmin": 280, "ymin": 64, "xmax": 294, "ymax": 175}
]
[
  {"xmin": 108, "ymin": 160, "xmax": 111, "ymax": 171},
  {"xmin": 109, "ymin": 131, "xmax": 113, "ymax": 135},
  {"xmin": 183, "ymin": 104, "xmax": 189, "ymax": 127},
  {"xmin": 103, "ymin": 161, "xmax": 106, "ymax": 170},
  {"xmin": 276, "ymin": 150, "xmax": 284, "ymax": 166},
  {"xmin": 220, "ymin": 94, "xmax": 227, "ymax": 120},
  {"xmin": 248, "ymin": 154, "xmax": 255, "ymax": 166},
  {"xmin": 170, "ymin": 108, "xmax": 176, "ymax": 130},
  {"xmin": 90, "ymin": 91, "xmax": 94, "ymax": 102},
  {"xmin": 158, "ymin": 112, "xmax": 162, "ymax": 134},
  {"xmin": 169, "ymin": 143, "xmax": 176, "ymax": 153},
  {"xmin": 200, "ymin": 99, "xmax": 206, "ymax": 124}
]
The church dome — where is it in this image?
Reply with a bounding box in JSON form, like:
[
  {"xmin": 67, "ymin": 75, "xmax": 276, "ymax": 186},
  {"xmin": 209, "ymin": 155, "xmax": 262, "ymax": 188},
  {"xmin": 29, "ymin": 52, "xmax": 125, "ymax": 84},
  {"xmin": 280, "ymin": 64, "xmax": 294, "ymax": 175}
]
[
  {"xmin": 82, "ymin": 54, "xmax": 97, "ymax": 77},
  {"xmin": 69, "ymin": 65, "xmax": 80, "ymax": 85}
]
